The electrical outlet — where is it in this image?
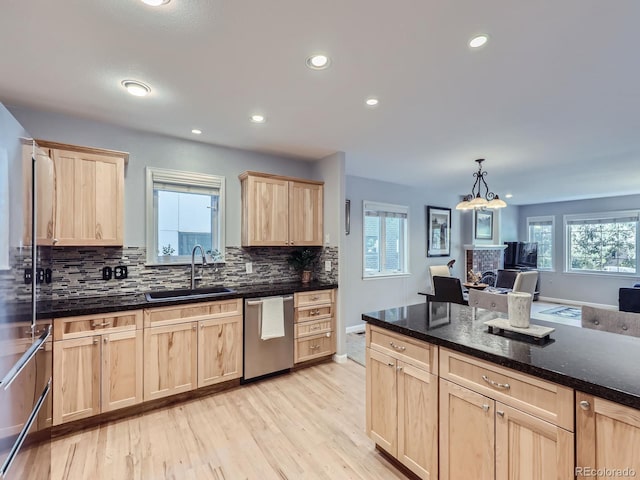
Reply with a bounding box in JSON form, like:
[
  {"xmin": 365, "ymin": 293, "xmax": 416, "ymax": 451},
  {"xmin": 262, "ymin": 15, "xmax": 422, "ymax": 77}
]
[
  {"xmin": 24, "ymin": 269, "xmax": 32, "ymax": 285},
  {"xmin": 324, "ymin": 260, "xmax": 331, "ymax": 272},
  {"xmin": 245, "ymin": 262, "xmax": 253, "ymax": 274},
  {"xmin": 45, "ymin": 268, "xmax": 52, "ymax": 284},
  {"xmin": 102, "ymin": 266, "xmax": 113, "ymax": 281},
  {"xmin": 114, "ymin": 265, "xmax": 128, "ymax": 280}
]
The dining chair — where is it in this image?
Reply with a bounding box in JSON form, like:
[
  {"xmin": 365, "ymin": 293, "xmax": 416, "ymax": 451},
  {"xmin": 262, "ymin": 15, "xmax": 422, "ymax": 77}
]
[
  {"xmin": 512, "ymin": 271, "xmax": 539, "ymax": 296},
  {"xmin": 581, "ymin": 306, "xmax": 640, "ymax": 337},
  {"xmin": 468, "ymin": 289, "xmax": 508, "ymax": 313},
  {"xmin": 429, "ymin": 265, "xmax": 451, "ymax": 294},
  {"xmin": 432, "ymin": 276, "xmax": 468, "ymax": 305}
]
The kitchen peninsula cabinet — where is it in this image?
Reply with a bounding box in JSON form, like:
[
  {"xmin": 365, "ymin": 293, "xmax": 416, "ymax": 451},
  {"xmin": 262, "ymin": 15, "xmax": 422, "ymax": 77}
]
[
  {"xmin": 576, "ymin": 392, "xmax": 640, "ymax": 477},
  {"xmin": 143, "ymin": 298, "xmax": 242, "ymax": 400},
  {"xmin": 52, "ymin": 310, "xmax": 143, "ymax": 425},
  {"xmin": 23, "ymin": 140, "xmax": 127, "ymax": 246},
  {"xmin": 366, "ymin": 325, "xmax": 438, "ymax": 479},
  {"xmin": 294, "ymin": 289, "xmax": 336, "ymax": 363},
  {"xmin": 239, "ymin": 171, "xmax": 323, "ymax": 247}
]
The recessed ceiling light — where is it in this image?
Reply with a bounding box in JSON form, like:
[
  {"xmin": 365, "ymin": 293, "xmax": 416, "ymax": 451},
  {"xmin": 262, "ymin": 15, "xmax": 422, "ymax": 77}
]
[
  {"xmin": 505, "ymin": 193, "xmax": 513, "ymax": 199},
  {"xmin": 191, "ymin": 129, "xmax": 202, "ymax": 135},
  {"xmin": 250, "ymin": 114, "xmax": 266, "ymax": 123},
  {"xmin": 365, "ymin": 97, "xmax": 379, "ymax": 107},
  {"xmin": 121, "ymin": 80, "xmax": 151, "ymax": 97},
  {"xmin": 469, "ymin": 34, "xmax": 489, "ymax": 48},
  {"xmin": 306, "ymin": 54, "xmax": 330, "ymax": 70},
  {"xmin": 141, "ymin": 0, "xmax": 170, "ymax": 6}
]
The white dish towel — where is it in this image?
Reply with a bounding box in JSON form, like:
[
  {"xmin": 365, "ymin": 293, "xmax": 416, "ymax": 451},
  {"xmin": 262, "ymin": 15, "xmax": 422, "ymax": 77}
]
[{"xmin": 260, "ymin": 296, "xmax": 285, "ymax": 340}]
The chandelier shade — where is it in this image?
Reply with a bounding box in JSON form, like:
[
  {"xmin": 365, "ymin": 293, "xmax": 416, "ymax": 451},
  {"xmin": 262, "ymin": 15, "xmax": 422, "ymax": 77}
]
[{"xmin": 455, "ymin": 159, "xmax": 507, "ymax": 210}]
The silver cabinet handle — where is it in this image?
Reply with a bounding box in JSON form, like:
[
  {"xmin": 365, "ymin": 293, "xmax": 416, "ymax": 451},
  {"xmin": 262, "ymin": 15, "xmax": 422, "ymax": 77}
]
[
  {"xmin": 482, "ymin": 375, "xmax": 510, "ymax": 390},
  {"xmin": 579, "ymin": 400, "xmax": 591, "ymax": 411},
  {"xmin": 497, "ymin": 410, "xmax": 505, "ymax": 417},
  {"xmin": 52, "ymin": 238, "xmax": 59, "ymax": 244},
  {"xmin": 311, "ymin": 296, "xmax": 319, "ymax": 301},
  {"xmin": 389, "ymin": 341, "xmax": 406, "ymax": 351},
  {"xmin": 92, "ymin": 321, "xmax": 111, "ymax": 328},
  {"xmin": 310, "ymin": 325, "xmax": 322, "ymax": 331},
  {"xmin": 93, "ymin": 337, "xmax": 99, "ymax": 345},
  {"xmin": 396, "ymin": 366, "xmax": 403, "ymax": 372},
  {"xmin": 387, "ymin": 362, "xmax": 395, "ymax": 367},
  {"xmin": 103, "ymin": 337, "xmax": 108, "ymax": 344},
  {"xmin": 482, "ymin": 404, "xmax": 490, "ymax": 412}
]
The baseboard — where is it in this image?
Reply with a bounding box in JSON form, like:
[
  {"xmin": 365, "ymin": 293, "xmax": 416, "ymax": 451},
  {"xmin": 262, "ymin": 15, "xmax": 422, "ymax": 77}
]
[
  {"xmin": 346, "ymin": 324, "xmax": 366, "ymax": 334},
  {"xmin": 333, "ymin": 353, "xmax": 348, "ymax": 363},
  {"xmin": 537, "ymin": 296, "xmax": 617, "ymax": 310}
]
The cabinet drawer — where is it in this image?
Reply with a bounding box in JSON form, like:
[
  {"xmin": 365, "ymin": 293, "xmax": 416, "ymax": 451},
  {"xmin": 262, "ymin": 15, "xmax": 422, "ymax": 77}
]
[
  {"xmin": 144, "ymin": 298, "xmax": 242, "ymax": 327},
  {"xmin": 440, "ymin": 348, "xmax": 574, "ymax": 431},
  {"xmin": 294, "ymin": 289, "xmax": 334, "ymax": 308},
  {"xmin": 295, "ymin": 332, "xmax": 334, "ymax": 363},
  {"xmin": 295, "ymin": 304, "xmax": 333, "ymax": 323},
  {"xmin": 54, "ymin": 310, "xmax": 142, "ymax": 341},
  {"xmin": 367, "ymin": 325, "xmax": 437, "ymax": 375},
  {"xmin": 295, "ymin": 319, "xmax": 332, "ymax": 338}
]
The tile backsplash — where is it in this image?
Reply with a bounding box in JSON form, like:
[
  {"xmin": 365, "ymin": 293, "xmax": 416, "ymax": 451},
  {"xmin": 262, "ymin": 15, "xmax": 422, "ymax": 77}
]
[{"xmin": 2, "ymin": 246, "xmax": 338, "ymax": 302}]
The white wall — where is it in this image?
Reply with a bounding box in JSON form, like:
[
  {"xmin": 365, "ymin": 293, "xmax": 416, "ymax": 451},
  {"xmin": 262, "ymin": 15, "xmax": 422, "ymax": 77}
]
[
  {"xmin": 8, "ymin": 104, "xmax": 316, "ymax": 247},
  {"xmin": 519, "ymin": 194, "xmax": 640, "ymax": 306},
  {"xmin": 344, "ymin": 175, "xmax": 465, "ymax": 329}
]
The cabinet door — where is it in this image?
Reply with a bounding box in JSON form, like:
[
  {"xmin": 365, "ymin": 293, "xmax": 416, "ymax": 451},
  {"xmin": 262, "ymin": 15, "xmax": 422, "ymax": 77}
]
[
  {"xmin": 288, "ymin": 181, "xmax": 323, "ymax": 246},
  {"xmin": 143, "ymin": 322, "xmax": 197, "ymax": 401},
  {"xmin": 398, "ymin": 362, "xmax": 438, "ymax": 479},
  {"xmin": 197, "ymin": 315, "xmax": 242, "ymax": 388},
  {"xmin": 495, "ymin": 402, "xmax": 574, "ymax": 480},
  {"xmin": 576, "ymin": 392, "xmax": 640, "ymax": 478},
  {"xmin": 366, "ymin": 348, "xmax": 397, "ymax": 455},
  {"xmin": 53, "ymin": 336, "xmax": 101, "ymax": 425},
  {"xmin": 439, "ymin": 379, "xmax": 494, "ymax": 480},
  {"xmin": 52, "ymin": 149, "xmax": 124, "ymax": 246},
  {"xmin": 101, "ymin": 330, "xmax": 143, "ymax": 412},
  {"xmin": 242, "ymin": 175, "xmax": 289, "ymax": 246},
  {"xmin": 22, "ymin": 145, "xmax": 55, "ymax": 245}
]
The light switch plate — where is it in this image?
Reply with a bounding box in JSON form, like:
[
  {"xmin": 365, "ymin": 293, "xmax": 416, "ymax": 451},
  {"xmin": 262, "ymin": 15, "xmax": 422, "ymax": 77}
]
[
  {"xmin": 245, "ymin": 262, "xmax": 253, "ymax": 274},
  {"xmin": 324, "ymin": 260, "xmax": 331, "ymax": 272}
]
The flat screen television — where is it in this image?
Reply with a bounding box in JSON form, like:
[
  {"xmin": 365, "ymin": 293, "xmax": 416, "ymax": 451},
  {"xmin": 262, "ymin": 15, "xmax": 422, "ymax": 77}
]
[{"xmin": 517, "ymin": 242, "xmax": 538, "ymax": 268}]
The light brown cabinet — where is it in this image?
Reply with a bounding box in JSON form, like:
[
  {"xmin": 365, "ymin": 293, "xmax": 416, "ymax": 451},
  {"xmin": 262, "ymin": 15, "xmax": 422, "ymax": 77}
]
[
  {"xmin": 576, "ymin": 392, "xmax": 640, "ymax": 478},
  {"xmin": 294, "ymin": 289, "xmax": 336, "ymax": 363},
  {"xmin": 239, "ymin": 171, "xmax": 324, "ymax": 247},
  {"xmin": 52, "ymin": 310, "xmax": 143, "ymax": 425},
  {"xmin": 143, "ymin": 299, "xmax": 243, "ymax": 400},
  {"xmin": 439, "ymin": 348, "xmax": 574, "ymax": 480},
  {"xmin": 23, "ymin": 140, "xmax": 127, "ymax": 246},
  {"xmin": 366, "ymin": 325, "xmax": 438, "ymax": 479}
]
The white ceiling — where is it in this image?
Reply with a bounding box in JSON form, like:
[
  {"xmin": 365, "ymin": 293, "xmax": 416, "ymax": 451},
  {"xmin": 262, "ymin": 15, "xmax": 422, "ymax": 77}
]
[{"xmin": 1, "ymin": 0, "xmax": 639, "ymax": 205}]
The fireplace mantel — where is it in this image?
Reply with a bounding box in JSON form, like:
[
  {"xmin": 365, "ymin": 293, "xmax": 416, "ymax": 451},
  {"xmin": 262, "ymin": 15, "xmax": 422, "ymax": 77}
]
[{"xmin": 464, "ymin": 244, "xmax": 507, "ymax": 251}]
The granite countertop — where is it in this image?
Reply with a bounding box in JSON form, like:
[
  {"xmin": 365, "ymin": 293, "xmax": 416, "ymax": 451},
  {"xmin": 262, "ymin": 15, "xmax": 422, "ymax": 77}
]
[
  {"xmin": 363, "ymin": 301, "xmax": 640, "ymax": 411},
  {"xmin": 2, "ymin": 281, "xmax": 338, "ymax": 322}
]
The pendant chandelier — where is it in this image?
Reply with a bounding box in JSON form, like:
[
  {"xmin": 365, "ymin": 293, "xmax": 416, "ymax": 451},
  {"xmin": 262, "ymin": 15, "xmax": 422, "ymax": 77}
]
[{"xmin": 455, "ymin": 159, "xmax": 507, "ymax": 210}]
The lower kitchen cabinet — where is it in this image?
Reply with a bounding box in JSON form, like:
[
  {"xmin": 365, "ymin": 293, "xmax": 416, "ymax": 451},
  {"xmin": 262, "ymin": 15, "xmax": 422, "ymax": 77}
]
[
  {"xmin": 143, "ymin": 322, "xmax": 198, "ymax": 401},
  {"xmin": 576, "ymin": 392, "xmax": 640, "ymax": 477},
  {"xmin": 366, "ymin": 325, "xmax": 438, "ymax": 479},
  {"xmin": 294, "ymin": 289, "xmax": 336, "ymax": 363},
  {"xmin": 53, "ymin": 311, "xmax": 143, "ymax": 425},
  {"xmin": 197, "ymin": 315, "xmax": 242, "ymax": 388}
]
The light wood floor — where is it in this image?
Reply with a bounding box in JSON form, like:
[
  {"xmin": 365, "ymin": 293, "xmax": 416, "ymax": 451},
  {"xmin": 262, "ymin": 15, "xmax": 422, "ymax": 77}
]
[{"xmin": 39, "ymin": 360, "xmax": 406, "ymax": 480}]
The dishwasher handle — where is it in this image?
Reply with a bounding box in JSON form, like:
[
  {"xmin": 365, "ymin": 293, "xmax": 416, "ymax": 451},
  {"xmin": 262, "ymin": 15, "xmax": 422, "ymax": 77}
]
[{"xmin": 246, "ymin": 296, "xmax": 293, "ymax": 306}]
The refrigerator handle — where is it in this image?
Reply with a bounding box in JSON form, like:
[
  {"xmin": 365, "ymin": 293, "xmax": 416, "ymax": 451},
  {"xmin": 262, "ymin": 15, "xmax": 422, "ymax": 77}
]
[{"xmin": 0, "ymin": 325, "xmax": 51, "ymax": 390}]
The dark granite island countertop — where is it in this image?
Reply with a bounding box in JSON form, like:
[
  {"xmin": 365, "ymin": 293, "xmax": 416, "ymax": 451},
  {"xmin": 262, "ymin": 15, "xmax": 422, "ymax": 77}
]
[{"xmin": 363, "ymin": 301, "xmax": 640, "ymax": 411}]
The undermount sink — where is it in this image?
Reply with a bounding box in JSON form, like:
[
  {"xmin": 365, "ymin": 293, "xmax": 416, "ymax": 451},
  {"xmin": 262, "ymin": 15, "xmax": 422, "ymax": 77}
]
[{"xmin": 144, "ymin": 286, "xmax": 236, "ymax": 302}]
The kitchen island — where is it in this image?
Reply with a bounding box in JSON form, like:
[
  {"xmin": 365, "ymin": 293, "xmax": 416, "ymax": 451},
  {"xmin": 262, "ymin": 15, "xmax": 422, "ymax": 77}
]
[{"xmin": 362, "ymin": 301, "xmax": 640, "ymax": 480}]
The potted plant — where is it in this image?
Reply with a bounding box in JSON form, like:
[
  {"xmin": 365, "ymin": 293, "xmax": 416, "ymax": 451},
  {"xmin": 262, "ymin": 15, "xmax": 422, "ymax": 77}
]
[{"xmin": 287, "ymin": 248, "xmax": 319, "ymax": 283}]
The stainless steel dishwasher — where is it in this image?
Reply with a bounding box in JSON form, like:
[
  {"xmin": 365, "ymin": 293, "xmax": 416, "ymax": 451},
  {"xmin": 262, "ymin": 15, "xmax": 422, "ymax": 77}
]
[{"xmin": 243, "ymin": 295, "xmax": 294, "ymax": 381}]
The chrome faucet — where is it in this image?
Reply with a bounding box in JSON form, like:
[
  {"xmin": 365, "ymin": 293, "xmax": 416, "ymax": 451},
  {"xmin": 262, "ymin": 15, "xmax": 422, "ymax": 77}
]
[{"xmin": 191, "ymin": 244, "xmax": 207, "ymax": 289}]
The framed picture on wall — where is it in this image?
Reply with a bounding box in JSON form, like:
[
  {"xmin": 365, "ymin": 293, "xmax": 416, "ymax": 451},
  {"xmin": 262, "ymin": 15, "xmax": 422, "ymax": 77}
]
[
  {"xmin": 426, "ymin": 206, "xmax": 451, "ymax": 257},
  {"xmin": 475, "ymin": 209, "xmax": 494, "ymax": 240}
]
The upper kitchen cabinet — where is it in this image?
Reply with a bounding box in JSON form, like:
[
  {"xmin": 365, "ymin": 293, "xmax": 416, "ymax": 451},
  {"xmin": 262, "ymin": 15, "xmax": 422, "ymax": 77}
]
[
  {"xmin": 23, "ymin": 140, "xmax": 127, "ymax": 246},
  {"xmin": 239, "ymin": 171, "xmax": 323, "ymax": 247}
]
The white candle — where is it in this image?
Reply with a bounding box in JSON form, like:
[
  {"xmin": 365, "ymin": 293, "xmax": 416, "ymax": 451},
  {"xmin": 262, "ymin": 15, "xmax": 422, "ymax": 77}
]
[{"xmin": 508, "ymin": 292, "xmax": 532, "ymax": 328}]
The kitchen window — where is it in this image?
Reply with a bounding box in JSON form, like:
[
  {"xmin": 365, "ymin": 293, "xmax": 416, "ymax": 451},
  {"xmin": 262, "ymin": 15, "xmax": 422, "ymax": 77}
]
[
  {"xmin": 527, "ymin": 216, "xmax": 554, "ymax": 270},
  {"xmin": 363, "ymin": 201, "xmax": 409, "ymax": 278},
  {"xmin": 146, "ymin": 167, "xmax": 225, "ymax": 265},
  {"xmin": 564, "ymin": 211, "xmax": 639, "ymax": 275}
]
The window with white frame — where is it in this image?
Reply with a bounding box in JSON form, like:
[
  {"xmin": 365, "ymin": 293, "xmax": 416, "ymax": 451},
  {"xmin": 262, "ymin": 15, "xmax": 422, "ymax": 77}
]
[
  {"xmin": 146, "ymin": 167, "xmax": 225, "ymax": 264},
  {"xmin": 565, "ymin": 211, "xmax": 639, "ymax": 274},
  {"xmin": 527, "ymin": 216, "xmax": 554, "ymax": 270},
  {"xmin": 363, "ymin": 201, "xmax": 409, "ymax": 277}
]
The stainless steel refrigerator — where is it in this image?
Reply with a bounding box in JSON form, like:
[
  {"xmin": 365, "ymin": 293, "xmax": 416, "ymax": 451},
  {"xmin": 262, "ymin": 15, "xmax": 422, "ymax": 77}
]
[{"xmin": 0, "ymin": 103, "xmax": 52, "ymax": 479}]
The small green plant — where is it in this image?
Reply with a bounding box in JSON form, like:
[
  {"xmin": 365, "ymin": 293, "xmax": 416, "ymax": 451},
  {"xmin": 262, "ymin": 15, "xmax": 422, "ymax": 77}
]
[
  {"xmin": 161, "ymin": 244, "xmax": 175, "ymax": 256},
  {"xmin": 287, "ymin": 248, "xmax": 319, "ymax": 272}
]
